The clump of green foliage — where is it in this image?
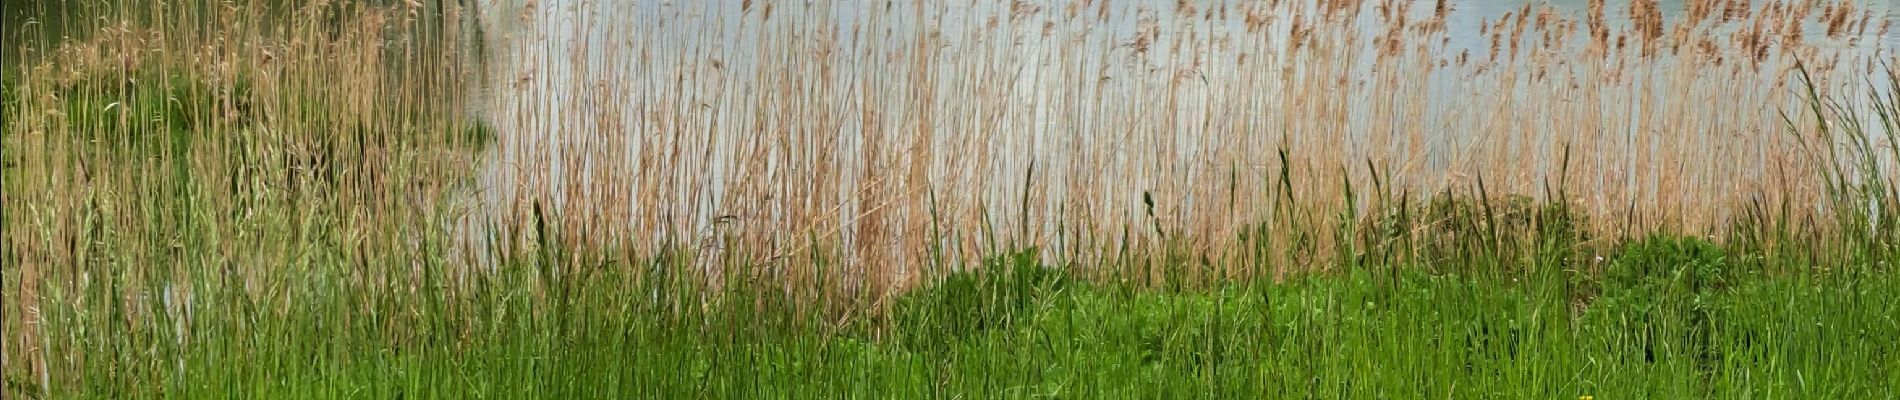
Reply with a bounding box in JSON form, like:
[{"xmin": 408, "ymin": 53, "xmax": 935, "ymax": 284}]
[
  {"xmin": 52, "ymin": 71, "xmax": 252, "ymax": 158},
  {"xmin": 1601, "ymin": 234, "xmax": 1731, "ymax": 295},
  {"xmin": 888, "ymin": 247, "xmax": 1070, "ymax": 352},
  {"xmin": 1583, "ymin": 234, "xmax": 1729, "ymax": 368}
]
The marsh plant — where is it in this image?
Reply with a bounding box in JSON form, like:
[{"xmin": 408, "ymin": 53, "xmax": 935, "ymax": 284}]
[{"xmin": 3, "ymin": 0, "xmax": 1900, "ymax": 398}]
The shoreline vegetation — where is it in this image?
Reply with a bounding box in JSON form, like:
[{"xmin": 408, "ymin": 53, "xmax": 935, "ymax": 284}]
[{"xmin": 5, "ymin": 0, "xmax": 1900, "ymax": 397}]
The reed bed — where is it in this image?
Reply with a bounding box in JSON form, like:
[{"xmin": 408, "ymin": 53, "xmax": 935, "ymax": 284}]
[
  {"xmin": 473, "ymin": 0, "xmax": 1894, "ymax": 294},
  {"xmin": 3, "ymin": 0, "xmax": 1899, "ymax": 397}
]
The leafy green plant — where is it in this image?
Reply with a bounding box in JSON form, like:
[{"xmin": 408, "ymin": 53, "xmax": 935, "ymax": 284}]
[
  {"xmin": 1603, "ymin": 234, "xmax": 1730, "ymax": 295},
  {"xmin": 888, "ymin": 247, "xmax": 1069, "ymax": 352}
]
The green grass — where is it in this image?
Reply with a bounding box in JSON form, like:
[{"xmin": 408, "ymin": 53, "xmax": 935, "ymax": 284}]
[{"xmin": 20, "ymin": 241, "xmax": 1898, "ymax": 398}]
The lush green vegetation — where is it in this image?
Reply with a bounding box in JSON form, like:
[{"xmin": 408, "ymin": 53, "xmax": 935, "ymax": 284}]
[
  {"xmin": 12, "ymin": 230, "xmax": 1900, "ymax": 398},
  {"xmin": 6, "ymin": 1, "xmax": 1900, "ymax": 399},
  {"xmin": 11, "ymin": 100, "xmax": 1900, "ymax": 398}
]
